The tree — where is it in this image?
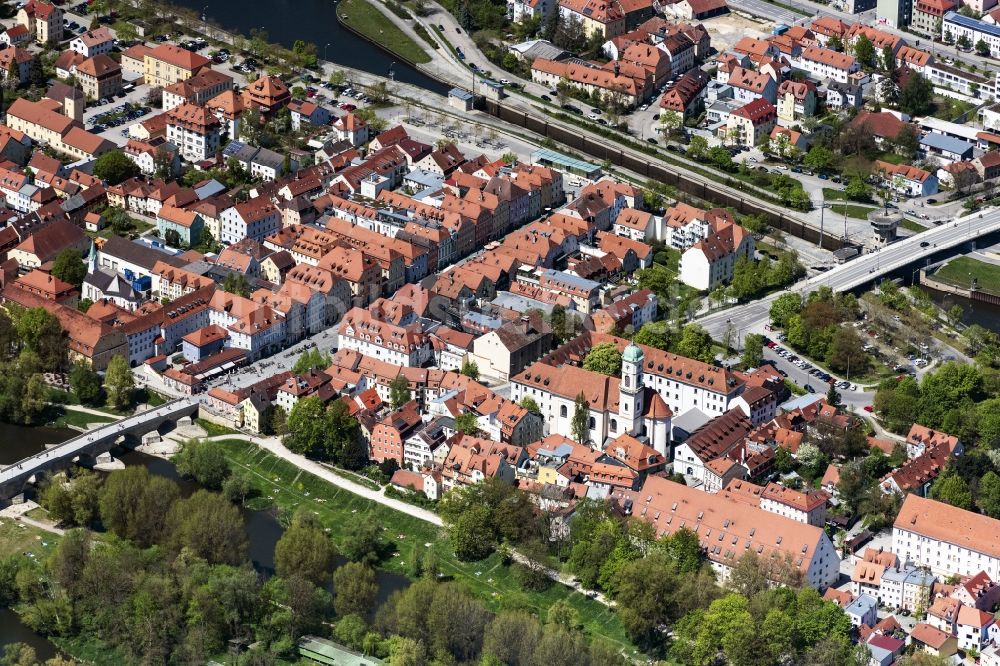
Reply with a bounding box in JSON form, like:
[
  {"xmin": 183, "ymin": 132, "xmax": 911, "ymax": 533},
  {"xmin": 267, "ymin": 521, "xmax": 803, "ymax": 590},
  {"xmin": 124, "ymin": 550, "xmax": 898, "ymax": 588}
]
[
  {"xmin": 112, "ymin": 19, "xmax": 137, "ymax": 42},
  {"xmin": 853, "ymin": 34, "xmax": 875, "ymax": 71},
  {"xmin": 957, "ymin": 33, "xmax": 972, "ymax": 50},
  {"xmin": 686, "ymin": 135, "xmax": 709, "ymax": 161},
  {"xmin": 976, "ymin": 471, "xmax": 1000, "ymax": 518},
  {"xmin": 341, "ymin": 517, "xmax": 386, "ymax": 565},
  {"xmin": 899, "ymin": 72, "xmax": 934, "ymax": 117},
  {"xmin": 104, "ymin": 354, "xmax": 134, "ymax": 410},
  {"xmin": 615, "ymin": 552, "xmax": 680, "ymax": 648},
  {"xmin": 931, "ymin": 474, "xmax": 973, "ymax": 510},
  {"xmin": 292, "ymin": 348, "xmax": 331, "ymax": 374},
  {"xmin": 223, "ymin": 471, "xmax": 253, "ymax": 505},
  {"xmin": 13, "ymin": 307, "xmax": 66, "ymax": 371},
  {"xmin": 634, "ymin": 321, "xmax": 670, "ymax": 350},
  {"xmin": 334, "ymin": 562, "xmax": 378, "ymax": 617},
  {"xmin": 893, "ymin": 124, "xmax": 920, "ymax": 160},
  {"xmin": 454, "ymin": 411, "xmax": 480, "ymax": 435},
  {"xmin": 635, "ymin": 264, "xmax": 674, "ymax": 301},
  {"xmin": 660, "ymin": 109, "xmax": 682, "ymax": 134},
  {"xmin": 583, "ymin": 342, "xmax": 622, "ymax": 376},
  {"xmin": 460, "ymin": 359, "xmax": 480, "ymax": 380},
  {"xmin": 49, "ymin": 528, "xmax": 90, "ymax": 601},
  {"xmin": 51, "ymin": 248, "xmax": 87, "ymax": 290},
  {"xmin": 844, "ymin": 177, "xmax": 870, "ymax": 202},
  {"xmin": 483, "ymin": 611, "xmax": 542, "ymax": 666},
  {"xmin": 742, "ymin": 333, "xmax": 764, "ymax": 368},
  {"xmin": 275, "ymin": 510, "xmax": 337, "ymax": 585},
  {"xmin": 827, "ymin": 383, "xmax": 841, "ymax": 407},
  {"xmin": 173, "ymin": 439, "xmax": 231, "ymax": 489},
  {"xmin": 166, "ymin": 489, "xmax": 248, "ymax": 565},
  {"xmin": 675, "ymin": 324, "xmax": 714, "ymax": 363},
  {"xmin": 826, "ymin": 328, "xmax": 870, "ymax": 377},
  {"xmin": 803, "ymin": 145, "xmax": 833, "ymax": 172},
  {"xmin": 976, "ymin": 38, "xmax": 991, "ymax": 56},
  {"xmin": 948, "ymin": 304, "xmax": 964, "ymax": 327},
  {"xmin": 770, "ymin": 292, "xmax": 802, "ymax": 328},
  {"xmin": 92, "ymin": 150, "xmax": 140, "ymax": 185},
  {"xmin": 388, "ymin": 375, "xmax": 411, "ymax": 410},
  {"xmin": 99, "ymin": 467, "xmax": 179, "ymax": 547},
  {"xmin": 284, "ymin": 396, "xmax": 330, "ymax": 457},
  {"xmin": 518, "ymin": 396, "xmax": 541, "ymax": 414},
  {"xmin": 164, "ymin": 228, "xmax": 181, "ymax": 247},
  {"xmin": 571, "ymin": 391, "xmax": 590, "ymax": 444},
  {"xmin": 68, "ymin": 359, "xmax": 101, "ymax": 404}
]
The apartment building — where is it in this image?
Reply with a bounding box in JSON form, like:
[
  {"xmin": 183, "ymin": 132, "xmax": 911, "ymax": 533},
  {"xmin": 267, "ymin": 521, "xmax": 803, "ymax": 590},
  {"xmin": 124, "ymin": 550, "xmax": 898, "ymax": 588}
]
[{"xmin": 893, "ymin": 494, "xmax": 1000, "ymax": 579}]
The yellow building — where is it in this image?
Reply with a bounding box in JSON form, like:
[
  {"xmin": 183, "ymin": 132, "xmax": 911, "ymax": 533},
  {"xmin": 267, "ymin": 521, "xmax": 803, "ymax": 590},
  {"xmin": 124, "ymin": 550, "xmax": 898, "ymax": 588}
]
[
  {"xmin": 76, "ymin": 54, "xmax": 122, "ymax": 101},
  {"xmin": 143, "ymin": 43, "xmax": 210, "ymax": 88}
]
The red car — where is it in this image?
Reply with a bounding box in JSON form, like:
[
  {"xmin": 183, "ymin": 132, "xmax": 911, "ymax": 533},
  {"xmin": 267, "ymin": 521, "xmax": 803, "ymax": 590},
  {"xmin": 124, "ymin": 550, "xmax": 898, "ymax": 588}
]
[
  {"xmin": 863, "ymin": 405, "xmax": 873, "ymax": 412},
  {"xmin": 339, "ymin": 103, "xmax": 357, "ymax": 111},
  {"xmin": 766, "ymin": 341, "xmax": 776, "ymax": 348}
]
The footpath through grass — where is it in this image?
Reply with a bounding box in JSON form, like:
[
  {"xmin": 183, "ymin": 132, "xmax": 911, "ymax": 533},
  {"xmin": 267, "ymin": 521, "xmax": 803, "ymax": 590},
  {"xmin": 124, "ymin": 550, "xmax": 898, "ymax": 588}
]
[
  {"xmin": 934, "ymin": 256, "xmax": 1000, "ymax": 294},
  {"xmin": 216, "ymin": 439, "xmax": 637, "ymax": 656},
  {"xmin": 337, "ymin": 0, "xmax": 431, "ymax": 64}
]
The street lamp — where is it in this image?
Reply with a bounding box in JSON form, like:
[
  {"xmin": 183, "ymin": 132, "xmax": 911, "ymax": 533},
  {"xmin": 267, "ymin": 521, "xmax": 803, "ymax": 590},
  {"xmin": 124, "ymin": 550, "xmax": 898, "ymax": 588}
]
[
  {"xmin": 201, "ymin": 4, "xmax": 208, "ymax": 21},
  {"xmin": 324, "ymin": 42, "xmax": 331, "ymax": 62}
]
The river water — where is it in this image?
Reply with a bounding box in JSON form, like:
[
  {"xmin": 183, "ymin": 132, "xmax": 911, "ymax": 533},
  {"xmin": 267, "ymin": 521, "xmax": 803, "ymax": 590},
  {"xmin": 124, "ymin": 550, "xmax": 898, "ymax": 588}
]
[
  {"xmin": 171, "ymin": 0, "xmax": 449, "ymax": 94},
  {"xmin": 0, "ymin": 423, "xmax": 77, "ymax": 466},
  {"xmin": 925, "ymin": 287, "xmax": 1000, "ymax": 333},
  {"xmin": 1, "ymin": 426, "xmax": 410, "ymax": 655}
]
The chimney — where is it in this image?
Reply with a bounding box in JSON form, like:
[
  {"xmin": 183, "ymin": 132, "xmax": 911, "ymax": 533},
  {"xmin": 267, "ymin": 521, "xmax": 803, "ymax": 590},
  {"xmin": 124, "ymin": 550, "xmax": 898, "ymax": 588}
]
[{"xmin": 614, "ymin": 61, "xmax": 620, "ymax": 76}]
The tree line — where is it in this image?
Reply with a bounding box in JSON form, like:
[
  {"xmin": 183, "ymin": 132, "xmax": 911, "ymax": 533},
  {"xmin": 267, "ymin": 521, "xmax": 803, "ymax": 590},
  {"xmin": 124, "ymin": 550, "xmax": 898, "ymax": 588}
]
[
  {"xmin": 440, "ymin": 480, "xmax": 861, "ymax": 663},
  {"xmin": 769, "ymin": 288, "xmax": 871, "ymax": 378}
]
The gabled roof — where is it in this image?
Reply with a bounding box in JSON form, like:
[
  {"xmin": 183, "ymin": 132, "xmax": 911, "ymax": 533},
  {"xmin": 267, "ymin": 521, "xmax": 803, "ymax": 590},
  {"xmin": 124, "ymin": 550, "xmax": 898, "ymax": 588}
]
[{"xmin": 147, "ymin": 43, "xmax": 210, "ymax": 71}]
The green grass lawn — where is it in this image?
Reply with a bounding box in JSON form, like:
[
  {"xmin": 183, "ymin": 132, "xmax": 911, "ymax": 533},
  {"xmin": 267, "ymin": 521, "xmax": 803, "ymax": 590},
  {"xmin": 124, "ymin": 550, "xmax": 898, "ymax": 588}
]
[
  {"xmin": 828, "ymin": 203, "xmax": 876, "ymax": 219},
  {"xmin": 195, "ymin": 418, "xmax": 239, "ymax": 437},
  {"xmin": 934, "ymin": 256, "xmax": 1000, "ymax": 295},
  {"xmin": 337, "ymin": 0, "xmax": 431, "ymax": 64},
  {"xmin": 899, "ymin": 218, "xmax": 927, "ymax": 232},
  {"xmin": 47, "ymin": 407, "xmax": 116, "ymax": 430},
  {"xmin": 216, "ymin": 439, "xmax": 638, "ymax": 657},
  {"xmin": 653, "ymin": 246, "xmax": 681, "ymax": 273},
  {"xmin": 821, "ymin": 188, "xmax": 848, "ymax": 201},
  {"xmin": 0, "ymin": 519, "xmax": 59, "ymax": 559},
  {"xmin": 48, "ymin": 636, "xmax": 128, "ymax": 666}
]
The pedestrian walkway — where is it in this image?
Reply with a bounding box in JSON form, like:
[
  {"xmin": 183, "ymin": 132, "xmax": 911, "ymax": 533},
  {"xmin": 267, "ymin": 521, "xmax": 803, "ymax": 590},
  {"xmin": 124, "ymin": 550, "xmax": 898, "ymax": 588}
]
[{"xmin": 200, "ymin": 434, "xmax": 442, "ymax": 525}]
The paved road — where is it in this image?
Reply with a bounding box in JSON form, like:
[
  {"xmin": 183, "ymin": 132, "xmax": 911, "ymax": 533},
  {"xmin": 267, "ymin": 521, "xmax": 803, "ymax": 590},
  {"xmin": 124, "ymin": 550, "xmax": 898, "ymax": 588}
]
[
  {"xmin": 729, "ymin": 0, "xmax": 807, "ymax": 24},
  {"xmin": 702, "ymin": 205, "xmax": 1000, "ymax": 406},
  {"xmin": 700, "ymin": 203, "xmax": 1000, "ymax": 337}
]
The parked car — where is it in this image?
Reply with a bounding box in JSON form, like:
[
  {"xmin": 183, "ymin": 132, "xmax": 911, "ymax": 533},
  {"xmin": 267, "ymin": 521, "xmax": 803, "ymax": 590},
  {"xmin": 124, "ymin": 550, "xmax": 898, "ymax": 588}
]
[{"xmin": 864, "ymin": 405, "xmax": 873, "ymax": 412}]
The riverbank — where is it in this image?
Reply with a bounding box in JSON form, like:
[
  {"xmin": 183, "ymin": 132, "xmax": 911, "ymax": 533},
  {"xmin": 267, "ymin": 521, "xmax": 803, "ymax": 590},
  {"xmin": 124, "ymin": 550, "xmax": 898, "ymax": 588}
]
[
  {"xmin": 335, "ymin": 0, "xmax": 432, "ymax": 65},
  {"xmin": 215, "ymin": 438, "xmax": 637, "ymax": 656},
  {"xmin": 933, "ymin": 255, "xmax": 1000, "ymax": 295}
]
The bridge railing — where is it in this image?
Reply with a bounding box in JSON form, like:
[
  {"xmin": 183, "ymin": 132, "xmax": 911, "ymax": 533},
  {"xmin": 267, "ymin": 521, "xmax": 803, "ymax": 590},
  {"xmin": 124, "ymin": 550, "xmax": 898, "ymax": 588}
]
[{"xmin": 0, "ymin": 399, "xmax": 196, "ymax": 480}]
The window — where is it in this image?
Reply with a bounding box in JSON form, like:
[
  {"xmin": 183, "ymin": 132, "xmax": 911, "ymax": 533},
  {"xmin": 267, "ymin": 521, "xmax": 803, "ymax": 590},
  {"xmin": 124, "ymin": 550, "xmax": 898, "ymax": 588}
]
[{"xmin": 560, "ymin": 405, "xmax": 567, "ymax": 418}]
